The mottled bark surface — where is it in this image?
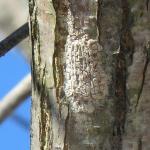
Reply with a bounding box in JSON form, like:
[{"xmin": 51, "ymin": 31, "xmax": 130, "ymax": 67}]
[
  {"xmin": 29, "ymin": 0, "xmax": 150, "ymax": 150},
  {"xmin": 123, "ymin": 1, "xmax": 150, "ymax": 150},
  {"xmin": 29, "ymin": 0, "xmax": 55, "ymax": 149}
]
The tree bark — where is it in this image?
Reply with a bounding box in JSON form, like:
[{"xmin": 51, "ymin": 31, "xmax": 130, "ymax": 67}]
[{"xmin": 29, "ymin": 0, "xmax": 150, "ymax": 150}]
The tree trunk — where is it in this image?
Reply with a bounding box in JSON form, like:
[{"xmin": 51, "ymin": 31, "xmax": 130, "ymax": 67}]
[{"xmin": 29, "ymin": 0, "xmax": 150, "ymax": 150}]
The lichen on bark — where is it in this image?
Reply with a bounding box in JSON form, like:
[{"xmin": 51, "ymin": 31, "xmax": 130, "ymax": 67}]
[
  {"xmin": 52, "ymin": 0, "xmax": 113, "ymax": 149},
  {"xmin": 29, "ymin": 0, "xmax": 150, "ymax": 150}
]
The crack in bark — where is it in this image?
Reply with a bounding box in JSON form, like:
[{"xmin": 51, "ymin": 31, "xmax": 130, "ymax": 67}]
[
  {"xmin": 52, "ymin": 0, "xmax": 68, "ymax": 112},
  {"xmin": 39, "ymin": 65, "xmax": 50, "ymax": 150},
  {"xmin": 146, "ymin": 0, "xmax": 149, "ymax": 11},
  {"xmin": 52, "ymin": 1, "xmax": 70, "ymax": 149},
  {"xmin": 63, "ymin": 104, "xmax": 70, "ymax": 150},
  {"xmin": 138, "ymin": 137, "xmax": 143, "ymax": 150},
  {"xmin": 113, "ymin": 52, "xmax": 126, "ymax": 150},
  {"xmin": 135, "ymin": 43, "xmax": 150, "ymax": 110},
  {"xmin": 113, "ymin": 0, "xmax": 134, "ymax": 149},
  {"xmin": 97, "ymin": 0, "xmax": 102, "ymax": 43}
]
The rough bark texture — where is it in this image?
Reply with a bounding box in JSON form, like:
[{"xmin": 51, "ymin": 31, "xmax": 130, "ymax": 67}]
[
  {"xmin": 123, "ymin": 1, "xmax": 150, "ymax": 149},
  {"xmin": 29, "ymin": 0, "xmax": 55, "ymax": 149},
  {"xmin": 29, "ymin": 0, "xmax": 150, "ymax": 150}
]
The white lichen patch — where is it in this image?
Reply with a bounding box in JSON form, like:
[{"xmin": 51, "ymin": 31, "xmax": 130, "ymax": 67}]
[
  {"xmin": 63, "ymin": 0, "xmax": 108, "ymax": 102},
  {"xmin": 64, "ymin": 35, "xmax": 108, "ymax": 101},
  {"xmin": 70, "ymin": 100, "xmax": 95, "ymax": 113}
]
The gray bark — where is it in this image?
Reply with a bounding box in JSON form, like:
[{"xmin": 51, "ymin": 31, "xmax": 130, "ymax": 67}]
[{"xmin": 29, "ymin": 0, "xmax": 150, "ymax": 150}]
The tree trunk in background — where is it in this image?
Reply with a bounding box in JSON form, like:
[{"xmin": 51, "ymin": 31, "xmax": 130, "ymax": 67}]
[{"xmin": 29, "ymin": 0, "xmax": 150, "ymax": 149}]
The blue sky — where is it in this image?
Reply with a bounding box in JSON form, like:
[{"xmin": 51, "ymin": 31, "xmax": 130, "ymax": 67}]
[{"xmin": 0, "ymin": 48, "xmax": 30, "ymax": 150}]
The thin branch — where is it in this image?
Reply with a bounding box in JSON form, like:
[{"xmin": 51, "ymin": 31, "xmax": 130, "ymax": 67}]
[
  {"xmin": 0, "ymin": 22, "xmax": 29, "ymax": 57},
  {"xmin": 0, "ymin": 74, "xmax": 31, "ymax": 122}
]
